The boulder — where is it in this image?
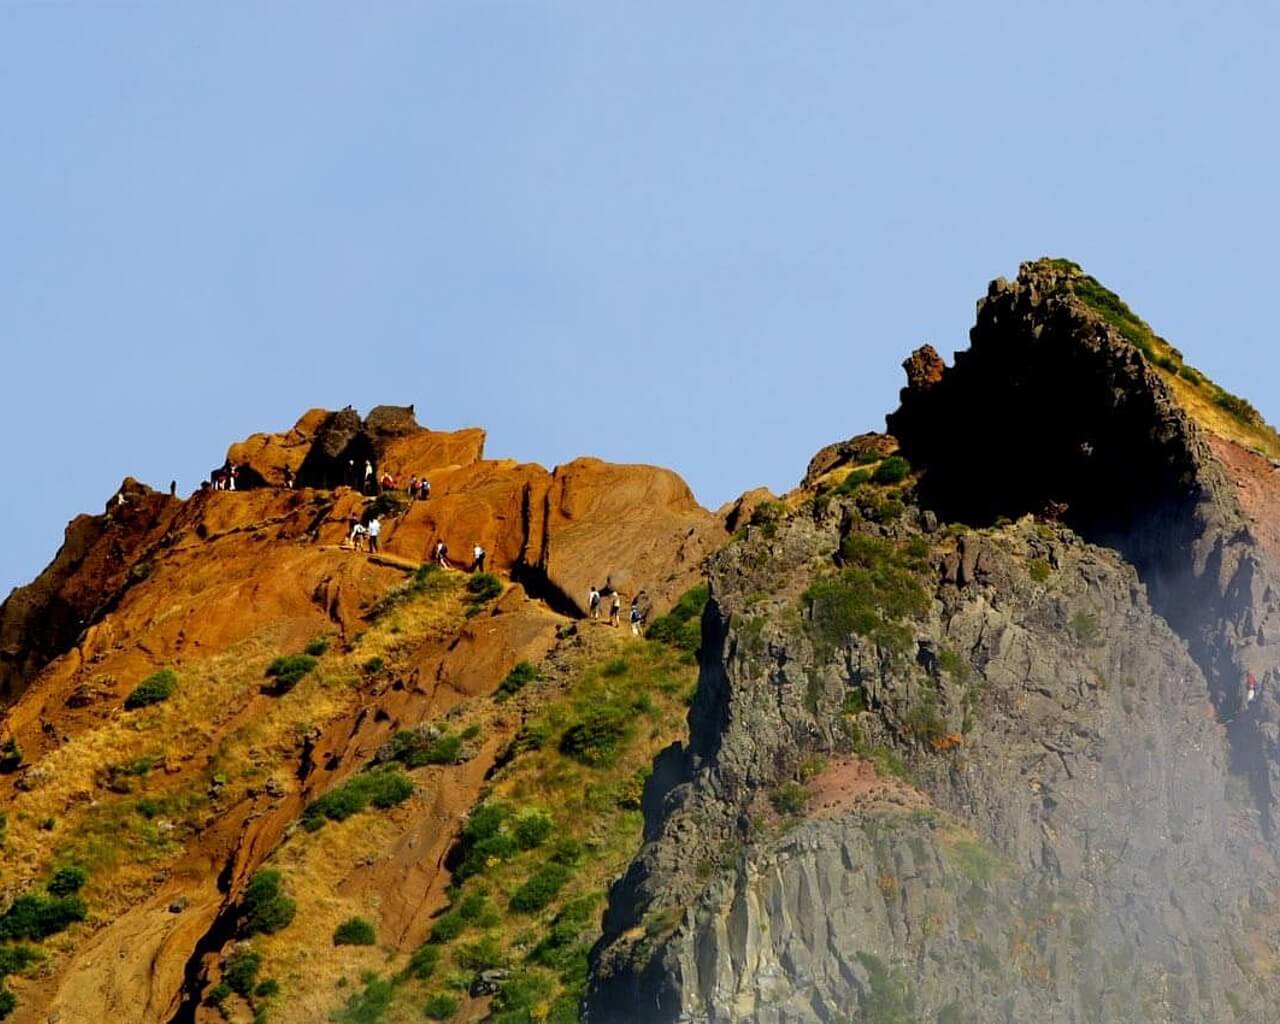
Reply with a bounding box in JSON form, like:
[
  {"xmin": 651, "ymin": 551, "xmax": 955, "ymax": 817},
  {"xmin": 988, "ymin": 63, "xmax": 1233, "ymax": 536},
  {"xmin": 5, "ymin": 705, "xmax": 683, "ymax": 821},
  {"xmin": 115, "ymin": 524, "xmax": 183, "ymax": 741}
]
[{"xmin": 225, "ymin": 408, "xmax": 329, "ymax": 488}]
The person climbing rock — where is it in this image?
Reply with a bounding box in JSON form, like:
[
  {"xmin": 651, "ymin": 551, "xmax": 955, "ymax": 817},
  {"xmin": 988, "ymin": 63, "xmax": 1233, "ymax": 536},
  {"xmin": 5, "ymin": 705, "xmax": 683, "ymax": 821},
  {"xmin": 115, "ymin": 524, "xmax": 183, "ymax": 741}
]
[
  {"xmin": 351, "ymin": 521, "xmax": 367, "ymax": 552},
  {"xmin": 420, "ymin": 478, "xmax": 430, "ymax": 500},
  {"xmin": 367, "ymin": 516, "xmax": 381, "ymax": 554},
  {"xmin": 1247, "ymin": 672, "xmax": 1260, "ymax": 706},
  {"xmin": 408, "ymin": 476, "xmax": 419, "ymax": 499},
  {"xmin": 629, "ymin": 599, "xmax": 643, "ymax": 636},
  {"xmin": 609, "ymin": 591, "xmax": 622, "ymax": 627},
  {"xmin": 434, "ymin": 539, "xmax": 450, "ymax": 568},
  {"xmin": 473, "ymin": 544, "xmax": 487, "ymax": 573},
  {"xmin": 589, "ymin": 586, "xmax": 602, "ymax": 620},
  {"xmin": 283, "ymin": 466, "xmax": 295, "ymax": 489}
]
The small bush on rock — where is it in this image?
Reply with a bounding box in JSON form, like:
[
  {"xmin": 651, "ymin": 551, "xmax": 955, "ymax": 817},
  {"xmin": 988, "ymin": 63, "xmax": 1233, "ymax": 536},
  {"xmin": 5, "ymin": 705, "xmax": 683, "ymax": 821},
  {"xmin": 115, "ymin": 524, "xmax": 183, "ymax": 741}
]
[{"xmin": 124, "ymin": 669, "xmax": 177, "ymax": 710}]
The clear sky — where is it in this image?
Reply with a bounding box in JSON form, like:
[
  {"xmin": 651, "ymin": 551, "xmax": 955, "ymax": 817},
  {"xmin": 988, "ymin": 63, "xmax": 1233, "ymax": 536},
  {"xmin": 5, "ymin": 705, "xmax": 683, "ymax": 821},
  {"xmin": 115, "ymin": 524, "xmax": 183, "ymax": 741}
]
[{"xmin": 2, "ymin": 2, "xmax": 1277, "ymax": 597}]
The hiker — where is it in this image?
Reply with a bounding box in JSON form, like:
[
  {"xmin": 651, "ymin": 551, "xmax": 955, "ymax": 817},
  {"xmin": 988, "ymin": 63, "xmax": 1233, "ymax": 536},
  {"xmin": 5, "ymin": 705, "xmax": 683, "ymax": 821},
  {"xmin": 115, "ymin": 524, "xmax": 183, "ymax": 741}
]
[
  {"xmin": 351, "ymin": 521, "xmax": 367, "ymax": 552},
  {"xmin": 1247, "ymin": 672, "xmax": 1260, "ymax": 706},
  {"xmin": 380, "ymin": 470, "xmax": 395, "ymax": 493},
  {"xmin": 346, "ymin": 459, "xmax": 357, "ymax": 488},
  {"xmin": 609, "ymin": 592, "xmax": 622, "ymax": 627},
  {"xmin": 368, "ymin": 516, "xmax": 381, "ymax": 553},
  {"xmin": 473, "ymin": 544, "xmax": 487, "ymax": 573},
  {"xmin": 629, "ymin": 600, "xmax": 643, "ymax": 636},
  {"xmin": 589, "ymin": 586, "xmax": 602, "ymax": 620},
  {"xmin": 283, "ymin": 466, "xmax": 295, "ymax": 489},
  {"xmin": 364, "ymin": 460, "xmax": 375, "ymax": 495},
  {"xmin": 434, "ymin": 539, "xmax": 450, "ymax": 569},
  {"xmin": 169, "ymin": 480, "xmax": 177, "ymax": 497},
  {"xmin": 228, "ymin": 464, "xmax": 239, "ymax": 491},
  {"xmin": 408, "ymin": 476, "xmax": 419, "ymax": 500},
  {"xmin": 420, "ymin": 479, "xmax": 430, "ymax": 500}
]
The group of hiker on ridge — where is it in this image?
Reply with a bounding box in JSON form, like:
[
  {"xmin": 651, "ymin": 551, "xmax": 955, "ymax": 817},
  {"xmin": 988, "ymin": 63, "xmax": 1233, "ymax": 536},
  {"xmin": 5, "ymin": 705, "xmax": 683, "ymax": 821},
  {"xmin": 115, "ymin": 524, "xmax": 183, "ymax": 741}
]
[
  {"xmin": 589, "ymin": 584, "xmax": 647, "ymax": 635},
  {"xmin": 199, "ymin": 454, "xmax": 648, "ymax": 629}
]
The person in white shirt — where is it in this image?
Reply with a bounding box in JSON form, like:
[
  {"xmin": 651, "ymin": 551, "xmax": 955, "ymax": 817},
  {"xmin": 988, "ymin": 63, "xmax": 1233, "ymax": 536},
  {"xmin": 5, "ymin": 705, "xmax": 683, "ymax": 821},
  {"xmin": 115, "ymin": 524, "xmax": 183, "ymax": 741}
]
[
  {"xmin": 367, "ymin": 517, "xmax": 381, "ymax": 553},
  {"xmin": 351, "ymin": 522, "xmax": 367, "ymax": 552},
  {"xmin": 610, "ymin": 592, "xmax": 622, "ymax": 627},
  {"xmin": 473, "ymin": 545, "xmax": 486, "ymax": 573}
]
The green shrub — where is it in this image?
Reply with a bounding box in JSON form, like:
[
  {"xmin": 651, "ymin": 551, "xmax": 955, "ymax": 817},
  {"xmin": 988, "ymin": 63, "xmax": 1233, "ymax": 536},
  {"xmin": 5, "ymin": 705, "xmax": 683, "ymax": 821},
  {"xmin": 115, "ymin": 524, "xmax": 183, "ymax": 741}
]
[
  {"xmin": 804, "ymin": 533, "xmax": 928, "ymax": 660},
  {"xmin": 263, "ymin": 654, "xmax": 317, "ymax": 694},
  {"xmin": 513, "ymin": 809, "xmax": 554, "ymax": 849},
  {"xmin": 936, "ymin": 649, "xmax": 971, "ymax": 684},
  {"xmin": 333, "ymin": 916, "xmax": 377, "ymax": 946},
  {"xmin": 769, "ymin": 783, "xmax": 809, "ymax": 817},
  {"xmin": 304, "ymin": 638, "xmax": 329, "ymax": 657},
  {"xmin": 302, "ymin": 767, "xmax": 414, "ymax": 830},
  {"xmin": 835, "ymin": 468, "xmax": 873, "ymax": 495},
  {"xmin": 0, "ymin": 740, "xmax": 18, "ymax": 774},
  {"xmin": 490, "ymin": 971, "xmax": 559, "ymax": 1023},
  {"xmin": 223, "ymin": 948, "xmax": 262, "ymax": 996},
  {"xmin": 509, "ymin": 862, "xmax": 573, "ymax": 913},
  {"xmin": 1214, "ymin": 389, "xmax": 1262, "ymax": 426},
  {"xmin": 495, "ymin": 661, "xmax": 540, "ymax": 701},
  {"xmin": 385, "ymin": 729, "xmax": 463, "ymax": 768},
  {"xmin": 0, "ymin": 893, "xmax": 87, "ymax": 941},
  {"xmin": 529, "ymin": 897, "xmax": 597, "ymax": 977},
  {"xmin": 407, "ymin": 943, "xmax": 440, "ymax": 980},
  {"xmin": 0, "ymin": 945, "xmax": 41, "ymax": 979},
  {"xmin": 362, "ymin": 656, "xmax": 384, "ymax": 674},
  {"xmin": 455, "ymin": 934, "xmax": 505, "ymax": 970},
  {"xmin": 124, "ymin": 669, "xmax": 177, "ymax": 710},
  {"xmin": 872, "ymin": 456, "xmax": 910, "ymax": 485},
  {"xmin": 558, "ymin": 704, "xmax": 633, "ymax": 768},
  {"xmin": 254, "ymin": 978, "xmax": 280, "ymax": 999},
  {"xmin": 466, "ymin": 573, "xmax": 503, "ymax": 606},
  {"xmin": 647, "ymin": 584, "xmax": 709, "ymax": 652},
  {"xmin": 1028, "ymin": 558, "xmax": 1051, "ymax": 583},
  {"xmin": 1069, "ymin": 610, "xmax": 1102, "ymax": 646},
  {"xmin": 47, "ymin": 866, "xmax": 88, "ymax": 897},
  {"xmin": 332, "ymin": 975, "xmax": 395, "ymax": 1024},
  {"xmin": 368, "ymin": 563, "xmax": 457, "ymax": 618},
  {"xmin": 455, "ymin": 802, "xmax": 519, "ymax": 879},
  {"xmin": 429, "ymin": 912, "xmax": 465, "ymax": 944},
  {"xmin": 1177, "ymin": 363, "xmax": 1203, "ymax": 385},
  {"xmin": 205, "ymin": 981, "xmax": 232, "ymax": 1008},
  {"xmin": 423, "ymin": 992, "xmax": 460, "ymax": 1020},
  {"xmin": 0, "ymin": 986, "xmax": 15, "ymax": 1020},
  {"xmin": 456, "ymin": 891, "xmax": 492, "ymax": 924},
  {"xmin": 903, "ymin": 697, "xmax": 947, "ymax": 746},
  {"xmin": 241, "ymin": 870, "xmax": 296, "ymax": 936}
]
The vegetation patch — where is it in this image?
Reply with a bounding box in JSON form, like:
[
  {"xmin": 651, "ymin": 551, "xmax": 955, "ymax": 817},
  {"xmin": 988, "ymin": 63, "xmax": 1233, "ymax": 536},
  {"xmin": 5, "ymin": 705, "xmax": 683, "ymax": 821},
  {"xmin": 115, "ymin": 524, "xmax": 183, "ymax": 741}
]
[
  {"xmin": 240, "ymin": 869, "xmax": 296, "ymax": 936},
  {"xmin": 263, "ymin": 653, "xmax": 317, "ymax": 694},
  {"xmin": 302, "ymin": 766, "xmax": 414, "ymax": 830},
  {"xmin": 381, "ymin": 727, "xmax": 467, "ymax": 768},
  {"xmin": 854, "ymin": 951, "xmax": 916, "ymax": 1023},
  {"xmin": 124, "ymin": 668, "xmax": 177, "ymax": 710},
  {"xmin": 0, "ymin": 740, "xmax": 21, "ymax": 774},
  {"xmin": 223, "ymin": 947, "xmax": 262, "ymax": 996},
  {"xmin": 465, "ymin": 572, "xmax": 504, "ymax": 614},
  {"xmin": 495, "ymin": 661, "xmax": 540, "ymax": 701},
  {"xmin": 333, "ymin": 916, "xmax": 377, "ymax": 946},
  {"xmin": 368, "ymin": 563, "xmax": 457, "ymax": 618},
  {"xmin": 803, "ymin": 533, "xmax": 929, "ymax": 659},
  {"xmin": 647, "ymin": 583, "xmax": 710, "ymax": 653}
]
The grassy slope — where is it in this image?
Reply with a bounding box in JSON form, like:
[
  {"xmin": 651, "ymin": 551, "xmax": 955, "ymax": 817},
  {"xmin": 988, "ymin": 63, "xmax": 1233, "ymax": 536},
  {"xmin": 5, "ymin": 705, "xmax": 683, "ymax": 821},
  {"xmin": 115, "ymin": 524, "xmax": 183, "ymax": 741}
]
[{"xmin": 1040, "ymin": 257, "xmax": 1280, "ymax": 459}]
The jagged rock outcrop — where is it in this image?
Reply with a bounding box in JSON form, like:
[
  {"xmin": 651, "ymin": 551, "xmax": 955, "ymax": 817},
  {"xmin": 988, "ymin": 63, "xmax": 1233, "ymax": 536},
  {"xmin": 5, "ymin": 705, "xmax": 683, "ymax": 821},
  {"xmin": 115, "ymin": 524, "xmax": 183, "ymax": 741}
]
[{"xmin": 588, "ymin": 259, "xmax": 1280, "ymax": 1022}]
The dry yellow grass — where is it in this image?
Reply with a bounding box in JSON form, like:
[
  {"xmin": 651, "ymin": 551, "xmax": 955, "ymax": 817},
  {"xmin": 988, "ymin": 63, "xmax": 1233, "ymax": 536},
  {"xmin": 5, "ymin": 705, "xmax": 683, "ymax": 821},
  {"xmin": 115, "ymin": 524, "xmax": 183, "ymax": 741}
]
[{"xmin": 1164, "ymin": 371, "xmax": 1280, "ymax": 459}]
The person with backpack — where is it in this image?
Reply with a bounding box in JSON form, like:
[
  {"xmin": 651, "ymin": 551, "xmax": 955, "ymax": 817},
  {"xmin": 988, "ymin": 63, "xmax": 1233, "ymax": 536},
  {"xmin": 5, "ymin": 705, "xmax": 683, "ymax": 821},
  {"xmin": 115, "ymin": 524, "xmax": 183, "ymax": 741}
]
[
  {"xmin": 419, "ymin": 478, "xmax": 430, "ymax": 500},
  {"xmin": 367, "ymin": 516, "xmax": 381, "ymax": 553},
  {"xmin": 609, "ymin": 592, "xmax": 622, "ymax": 627},
  {"xmin": 473, "ymin": 544, "xmax": 487, "ymax": 573},
  {"xmin": 408, "ymin": 476, "xmax": 419, "ymax": 500},
  {"xmin": 589, "ymin": 586, "xmax": 602, "ymax": 620},
  {"xmin": 629, "ymin": 599, "xmax": 643, "ymax": 636},
  {"xmin": 434, "ymin": 539, "xmax": 450, "ymax": 568},
  {"xmin": 351, "ymin": 521, "xmax": 367, "ymax": 552}
]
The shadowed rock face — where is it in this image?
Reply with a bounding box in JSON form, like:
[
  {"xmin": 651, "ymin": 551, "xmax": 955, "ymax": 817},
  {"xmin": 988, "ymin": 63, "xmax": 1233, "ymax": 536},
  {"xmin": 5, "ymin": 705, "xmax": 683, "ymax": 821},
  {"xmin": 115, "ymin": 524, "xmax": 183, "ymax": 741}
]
[{"xmin": 587, "ymin": 261, "xmax": 1280, "ymax": 1023}]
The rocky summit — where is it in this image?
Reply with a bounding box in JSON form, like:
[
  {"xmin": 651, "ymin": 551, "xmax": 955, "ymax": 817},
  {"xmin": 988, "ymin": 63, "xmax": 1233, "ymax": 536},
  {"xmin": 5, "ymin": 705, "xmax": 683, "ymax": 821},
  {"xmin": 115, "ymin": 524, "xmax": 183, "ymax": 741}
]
[{"xmin": 4, "ymin": 260, "xmax": 1280, "ymax": 1024}]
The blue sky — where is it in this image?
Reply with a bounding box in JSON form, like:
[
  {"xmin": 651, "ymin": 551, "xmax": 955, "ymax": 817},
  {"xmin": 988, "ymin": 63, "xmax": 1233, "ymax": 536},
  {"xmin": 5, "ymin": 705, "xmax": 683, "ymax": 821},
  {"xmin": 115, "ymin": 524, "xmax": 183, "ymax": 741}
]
[{"xmin": 2, "ymin": 1, "xmax": 1277, "ymax": 596}]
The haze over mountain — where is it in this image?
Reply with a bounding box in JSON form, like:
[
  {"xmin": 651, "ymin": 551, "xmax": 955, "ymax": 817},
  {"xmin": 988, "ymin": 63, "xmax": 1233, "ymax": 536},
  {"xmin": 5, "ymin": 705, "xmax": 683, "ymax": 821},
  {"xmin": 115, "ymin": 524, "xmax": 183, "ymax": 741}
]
[{"xmin": 4, "ymin": 3, "xmax": 1280, "ymax": 597}]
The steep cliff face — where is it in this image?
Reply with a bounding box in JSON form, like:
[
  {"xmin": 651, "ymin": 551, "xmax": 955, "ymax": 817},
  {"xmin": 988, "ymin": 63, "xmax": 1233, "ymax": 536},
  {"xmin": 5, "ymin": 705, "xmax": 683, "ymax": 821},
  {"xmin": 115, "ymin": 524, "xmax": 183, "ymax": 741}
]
[{"xmin": 588, "ymin": 261, "xmax": 1280, "ymax": 1023}]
